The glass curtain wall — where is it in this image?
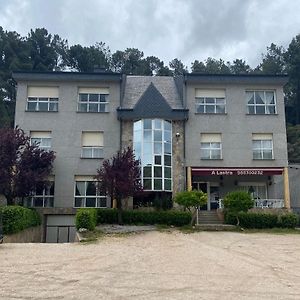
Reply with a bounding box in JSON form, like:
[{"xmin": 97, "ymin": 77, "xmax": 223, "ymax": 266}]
[{"xmin": 133, "ymin": 119, "xmax": 172, "ymax": 191}]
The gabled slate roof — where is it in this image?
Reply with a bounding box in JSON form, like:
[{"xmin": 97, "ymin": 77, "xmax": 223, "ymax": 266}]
[
  {"xmin": 121, "ymin": 76, "xmax": 184, "ymax": 109},
  {"xmin": 132, "ymin": 83, "xmax": 172, "ymax": 118},
  {"xmin": 118, "ymin": 76, "xmax": 188, "ymax": 120}
]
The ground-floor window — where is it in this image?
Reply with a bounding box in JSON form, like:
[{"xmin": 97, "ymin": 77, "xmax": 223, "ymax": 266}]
[
  {"xmin": 238, "ymin": 182, "xmax": 267, "ymax": 199},
  {"xmin": 24, "ymin": 181, "xmax": 55, "ymax": 207},
  {"xmin": 74, "ymin": 179, "xmax": 106, "ymax": 208}
]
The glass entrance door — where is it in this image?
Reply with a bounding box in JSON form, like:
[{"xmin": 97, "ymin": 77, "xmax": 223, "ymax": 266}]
[{"xmin": 192, "ymin": 182, "xmax": 220, "ymax": 210}]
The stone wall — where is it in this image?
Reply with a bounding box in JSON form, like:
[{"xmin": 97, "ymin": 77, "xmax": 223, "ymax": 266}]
[
  {"xmin": 121, "ymin": 120, "xmax": 133, "ymax": 148},
  {"xmin": 172, "ymin": 120, "xmax": 185, "ymax": 195},
  {"xmin": 3, "ymin": 226, "xmax": 42, "ymax": 243}
]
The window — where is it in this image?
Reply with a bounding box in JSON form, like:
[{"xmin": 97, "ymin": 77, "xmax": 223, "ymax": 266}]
[
  {"xmin": 27, "ymin": 86, "xmax": 59, "ymax": 112},
  {"xmin": 252, "ymin": 134, "xmax": 273, "ymax": 160},
  {"xmin": 239, "ymin": 182, "xmax": 267, "ymax": 200},
  {"xmin": 201, "ymin": 133, "xmax": 222, "ymax": 159},
  {"xmin": 30, "ymin": 131, "xmax": 52, "ymax": 151},
  {"xmin": 81, "ymin": 131, "xmax": 104, "ymax": 158},
  {"xmin": 78, "ymin": 87, "xmax": 109, "ymax": 112},
  {"xmin": 24, "ymin": 181, "xmax": 54, "ymax": 207},
  {"xmin": 74, "ymin": 177, "xmax": 106, "ymax": 208},
  {"xmin": 246, "ymin": 90, "xmax": 276, "ymax": 114},
  {"xmin": 195, "ymin": 89, "xmax": 226, "ymax": 114},
  {"xmin": 133, "ymin": 119, "xmax": 172, "ymax": 191}
]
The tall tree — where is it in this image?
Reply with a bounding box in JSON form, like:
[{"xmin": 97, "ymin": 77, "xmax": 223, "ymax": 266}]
[
  {"xmin": 259, "ymin": 43, "xmax": 286, "ymax": 74},
  {"xmin": 169, "ymin": 58, "xmax": 188, "ymax": 75},
  {"xmin": 285, "ymin": 35, "xmax": 300, "ymax": 125},
  {"xmin": 204, "ymin": 57, "xmax": 231, "ymax": 74},
  {"xmin": 0, "ymin": 127, "xmax": 55, "ymax": 205},
  {"xmin": 67, "ymin": 42, "xmax": 111, "ymax": 72},
  {"xmin": 191, "ymin": 60, "xmax": 206, "ymax": 73},
  {"xmin": 111, "ymin": 48, "xmax": 144, "ymax": 74},
  {"xmin": 230, "ymin": 59, "xmax": 251, "ymax": 74},
  {"xmin": 96, "ymin": 147, "xmax": 142, "ymax": 224},
  {"xmin": 27, "ymin": 28, "xmax": 68, "ymax": 71}
]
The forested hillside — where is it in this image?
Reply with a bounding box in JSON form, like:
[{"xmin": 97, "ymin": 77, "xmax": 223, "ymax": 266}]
[{"xmin": 1, "ymin": 27, "xmax": 300, "ymax": 161}]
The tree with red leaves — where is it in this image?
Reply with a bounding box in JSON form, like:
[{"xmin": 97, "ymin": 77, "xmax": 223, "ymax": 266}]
[
  {"xmin": 96, "ymin": 147, "xmax": 142, "ymax": 224},
  {"xmin": 0, "ymin": 127, "xmax": 55, "ymax": 205}
]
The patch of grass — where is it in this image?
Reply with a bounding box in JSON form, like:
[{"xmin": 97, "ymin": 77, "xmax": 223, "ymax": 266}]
[
  {"xmin": 79, "ymin": 229, "xmax": 104, "ymax": 243},
  {"xmin": 179, "ymin": 225, "xmax": 202, "ymax": 234}
]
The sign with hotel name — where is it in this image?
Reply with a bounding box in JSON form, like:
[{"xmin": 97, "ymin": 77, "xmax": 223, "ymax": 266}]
[
  {"xmin": 192, "ymin": 168, "xmax": 283, "ymax": 176},
  {"xmin": 211, "ymin": 170, "xmax": 263, "ymax": 176}
]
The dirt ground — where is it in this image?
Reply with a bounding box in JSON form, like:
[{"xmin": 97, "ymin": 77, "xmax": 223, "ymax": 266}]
[{"xmin": 1, "ymin": 231, "xmax": 300, "ymax": 300}]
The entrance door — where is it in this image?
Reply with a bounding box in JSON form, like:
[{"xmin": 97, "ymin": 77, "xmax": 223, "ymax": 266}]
[{"xmin": 192, "ymin": 182, "xmax": 220, "ymax": 210}]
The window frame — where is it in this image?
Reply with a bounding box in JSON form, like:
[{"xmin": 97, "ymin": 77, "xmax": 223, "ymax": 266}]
[
  {"xmin": 252, "ymin": 139, "xmax": 274, "ymax": 160},
  {"xmin": 200, "ymin": 141, "xmax": 222, "ymax": 160},
  {"xmin": 74, "ymin": 180, "xmax": 107, "ymax": 208},
  {"xmin": 246, "ymin": 90, "xmax": 277, "ymax": 115},
  {"xmin": 195, "ymin": 97, "xmax": 226, "ymax": 114},
  {"xmin": 26, "ymin": 97, "xmax": 59, "ymax": 112},
  {"xmin": 30, "ymin": 136, "xmax": 52, "ymax": 151},
  {"xmin": 77, "ymin": 93, "xmax": 109, "ymax": 113},
  {"xmin": 25, "ymin": 182, "xmax": 55, "ymax": 207}
]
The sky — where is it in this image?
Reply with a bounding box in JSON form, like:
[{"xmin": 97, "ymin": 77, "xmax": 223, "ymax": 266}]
[{"xmin": 1, "ymin": 0, "xmax": 300, "ymax": 69}]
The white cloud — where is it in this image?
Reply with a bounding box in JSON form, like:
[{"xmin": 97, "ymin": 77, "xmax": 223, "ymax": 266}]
[{"xmin": 0, "ymin": 0, "xmax": 300, "ymax": 68}]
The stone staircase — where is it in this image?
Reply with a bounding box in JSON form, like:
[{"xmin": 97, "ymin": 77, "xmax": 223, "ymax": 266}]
[{"xmin": 197, "ymin": 210, "xmax": 223, "ymax": 225}]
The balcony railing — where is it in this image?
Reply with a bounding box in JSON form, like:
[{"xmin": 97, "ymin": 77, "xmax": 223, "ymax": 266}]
[{"xmin": 218, "ymin": 198, "xmax": 284, "ymax": 209}]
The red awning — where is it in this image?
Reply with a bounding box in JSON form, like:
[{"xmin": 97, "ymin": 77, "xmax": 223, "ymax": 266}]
[{"xmin": 191, "ymin": 167, "xmax": 284, "ymax": 176}]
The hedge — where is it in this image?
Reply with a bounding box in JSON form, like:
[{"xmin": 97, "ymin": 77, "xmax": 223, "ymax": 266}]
[
  {"xmin": 75, "ymin": 209, "xmax": 192, "ymax": 230},
  {"xmin": 224, "ymin": 211, "xmax": 299, "ymax": 229},
  {"xmin": 0, "ymin": 206, "xmax": 41, "ymax": 235},
  {"xmin": 75, "ymin": 208, "xmax": 97, "ymax": 230}
]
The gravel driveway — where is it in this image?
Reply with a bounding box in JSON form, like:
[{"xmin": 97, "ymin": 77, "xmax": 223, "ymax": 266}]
[{"xmin": 1, "ymin": 231, "xmax": 300, "ymax": 299}]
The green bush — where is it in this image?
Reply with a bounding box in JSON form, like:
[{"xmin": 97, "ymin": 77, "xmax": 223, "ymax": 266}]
[
  {"xmin": 278, "ymin": 213, "xmax": 299, "ymax": 228},
  {"xmin": 238, "ymin": 212, "xmax": 278, "ymax": 229},
  {"xmin": 224, "ymin": 211, "xmax": 238, "ymax": 225},
  {"xmin": 75, "ymin": 208, "xmax": 97, "ymax": 230},
  {"xmin": 96, "ymin": 209, "xmax": 191, "ymax": 226},
  {"xmin": 223, "ymin": 191, "xmax": 254, "ymax": 213},
  {"xmin": 174, "ymin": 190, "xmax": 207, "ymax": 210},
  {"xmin": 0, "ymin": 206, "xmax": 41, "ymax": 235}
]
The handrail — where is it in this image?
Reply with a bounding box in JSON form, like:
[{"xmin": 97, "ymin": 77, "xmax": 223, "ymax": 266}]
[{"xmin": 218, "ymin": 198, "xmax": 284, "ymax": 209}]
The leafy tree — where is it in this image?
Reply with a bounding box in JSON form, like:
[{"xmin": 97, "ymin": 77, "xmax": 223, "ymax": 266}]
[
  {"xmin": 67, "ymin": 42, "xmax": 111, "ymax": 72},
  {"xmin": 0, "ymin": 127, "xmax": 55, "ymax": 205},
  {"xmin": 95, "ymin": 147, "xmax": 142, "ymax": 224},
  {"xmin": 204, "ymin": 57, "xmax": 231, "ymax": 74},
  {"xmin": 174, "ymin": 190, "xmax": 207, "ymax": 225},
  {"xmin": 191, "ymin": 60, "xmax": 206, "ymax": 73},
  {"xmin": 286, "ymin": 124, "xmax": 300, "ymax": 163},
  {"xmin": 259, "ymin": 43, "xmax": 286, "ymax": 75},
  {"xmin": 27, "ymin": 28, "xmax": 68, "ymax": 71},
  {"xmin": 111, "ymin": 48, "xmax": 144, "ymax": 74},
  {"xmin": 169, "ymin": 58, "xmax": 188, "ymax": 75},
  {"xmin": 223, "ymin": 191, "xmax": 254, "ymax": 225},
  {"xmin": 230, "ymin": 59, "xmax": 251, "ymax": 74},
  {"xmin": 285, "ymin": 35, "xmax": 300, "ymax": 125}
]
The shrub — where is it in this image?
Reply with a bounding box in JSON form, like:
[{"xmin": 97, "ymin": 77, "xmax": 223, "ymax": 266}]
[
  {"xmin": 223, "ymin": 191, "xmax": 254, "ymax": 213},
  {"xmin": 0, "ymin": 206, "xmax": 41, "ymax": 235},
  {"xmin": 75, "ymin": 208, "xmax": 97, "ymax": 231},
  {"xmin": 174, "ymin": 190, "xmax": 207, "ymax": 210},
  {"xmin": 238, "ymin": 212, "xmax": 278, "ymax": 229},
  {"xmin": 96, "ymin": 209, "xmax": 191, "ymax": 226},
  {"xmin": 224, "ymin": 211, "xmax": 238, "ymax": 225},
  {"xmin": 278, "ymin": 213, "xmax": 299, "ymax": 228}
]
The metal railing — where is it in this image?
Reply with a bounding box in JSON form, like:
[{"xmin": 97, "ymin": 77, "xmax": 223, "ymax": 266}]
[{"xmin": 218, "ymin": 198, "xmax": 284, "ymax": 209}]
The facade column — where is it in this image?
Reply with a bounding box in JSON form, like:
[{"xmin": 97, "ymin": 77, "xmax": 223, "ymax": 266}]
[
  {"xmin": 283, "ymin": 167, "xmax": 291, "ymax": 209},
  {"xmin": 187, "ymin": 167, "xmax": 192, "ymax": 191}
]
